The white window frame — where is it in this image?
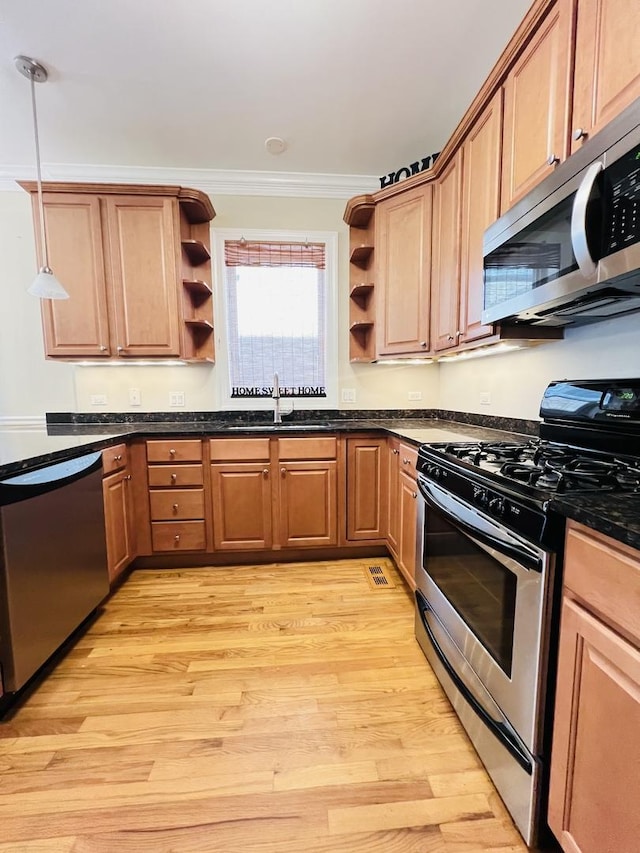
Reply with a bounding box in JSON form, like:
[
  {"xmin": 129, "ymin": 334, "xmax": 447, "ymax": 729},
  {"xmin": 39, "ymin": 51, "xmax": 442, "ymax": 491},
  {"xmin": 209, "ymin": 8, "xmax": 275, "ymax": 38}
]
[{"xmin": 212, "ymin": 228, "xmax": 339, "ymax": 411}]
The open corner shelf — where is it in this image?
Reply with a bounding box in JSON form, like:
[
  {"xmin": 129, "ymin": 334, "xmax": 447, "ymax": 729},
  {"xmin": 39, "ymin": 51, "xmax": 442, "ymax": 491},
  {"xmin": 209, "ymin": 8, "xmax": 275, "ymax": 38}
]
[
  {"xmin": 181, "ymin": 239, "xmax": 211, "ymax": 265},
  {"xmin": 183, "ymin": 279, "xmax": 212, "ymax": 297},
  {"xmin": 349, "ymin": 245, "xmax": 374, "ymax": 269}
]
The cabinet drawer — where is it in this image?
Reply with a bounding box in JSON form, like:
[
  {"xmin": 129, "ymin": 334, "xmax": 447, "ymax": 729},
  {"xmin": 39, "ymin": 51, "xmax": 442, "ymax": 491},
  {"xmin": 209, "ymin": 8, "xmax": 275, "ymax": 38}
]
[
  {"xmin": 565, "ymin": 522, "xmax": 640, "ymax": 641},
  {"xmin": 147, "ymin": 464, "xmax": 203, "ymax": 487},
  {"xmin": 102, "ymin": 443, "xmax": 128, "ymax": 474},
  {"xmin": 146, "ymin": 439, "xmax": 203, "ymax": 463},
  {"xmin": 399, "ymin": 442, "xmax": 418, "ymax": 478},
  {"xmin": 151, "ymin": 521, "xmax": 206, "ymax": 552},
  {"xmin": 149, "ymin": 489, "xmax": 205, "ymax": 520},
  {"xmin": 278, "ymin": 436, "xmax": 337, "ymax": 460},
  {"xmin": 209, "ymin": 438, "xmax": 270, "ymax": 462}
]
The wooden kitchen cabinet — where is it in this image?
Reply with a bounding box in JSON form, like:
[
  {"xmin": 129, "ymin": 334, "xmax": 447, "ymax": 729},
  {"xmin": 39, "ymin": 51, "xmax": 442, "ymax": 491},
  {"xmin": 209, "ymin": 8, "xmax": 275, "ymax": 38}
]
[
  {"xmin": 459, "ymin": 91, "xmax": 502, "ymax": 344},
  {"xmin": 386, "ymin": 438, "xmax": 418, "ymax": 589},
  {"xmin": 431, "ymin": 151, "xmax": 463, "ymax": 352},
  {"xmin": 376, "ymin": 183, "xmax": 432, "ymax": 357},
  {"xmin": 346, "ymin": 436, "xmax": 388, "ymax": 542},
  {"xmin": 210, "ymin": 438, "xmax": 273, "ymax": 550},
  {"xmin": 548, "ymin": 521, "xmax": 640, "ymax": 853},
  {"xmin": 21, "ymin": 182, "xmax": 215, "ymax": 361},
  {"xmin": 102, "ymin": 447, "xmax": 135, "ymax": 583},
  {"xmin": 571, "ymin": 0, "xmax": 640, "ymax": 153},
  {"xmin": 500, "ymin": 0, "xmax": 574, "ymax": 213},
  {"xmin": 146, "ymin": 438, "xmax": 208, "ymax": 552}
]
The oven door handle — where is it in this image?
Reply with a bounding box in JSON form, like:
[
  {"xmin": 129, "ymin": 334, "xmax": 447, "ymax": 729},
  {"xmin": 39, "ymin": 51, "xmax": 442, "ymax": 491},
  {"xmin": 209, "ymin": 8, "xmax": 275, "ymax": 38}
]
[
  {"xmin": 416, "ymin": 590, "xmax": 533, "ymax": 775},
  {"xmin": 417, "ymin": 475, "xmax": 544, "ymax": 572}
]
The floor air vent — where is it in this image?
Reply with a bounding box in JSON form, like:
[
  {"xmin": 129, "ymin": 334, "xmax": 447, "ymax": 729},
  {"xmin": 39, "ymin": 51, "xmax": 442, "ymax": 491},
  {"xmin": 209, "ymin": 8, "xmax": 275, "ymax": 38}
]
[{"xmin": 363, "ymin": 563, "xmax": 395, "ymax": 589}]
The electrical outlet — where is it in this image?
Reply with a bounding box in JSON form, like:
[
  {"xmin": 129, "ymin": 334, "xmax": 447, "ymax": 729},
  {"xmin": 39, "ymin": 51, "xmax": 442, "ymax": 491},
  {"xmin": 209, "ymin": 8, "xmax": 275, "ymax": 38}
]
[
  {"xmin": 90, "ymin": 394, "xmax": 107, "ymax": 406},
  {"xmin": 408, "ymin": 391, "xmax": 422, "ymax": 401},
  {"xmin": 169, "ymin": 391, "xmax": 185, "ymax": 407},
  {"xmin": 129, "ymin": 388, "xmax": 141, "ymax": 406},
  {"xmin": 341, "ymin": 388, "xmax": 356, "ymax": 403},
  {"xmin": 480, "ymin": 391, "xmax": 491, "ymax": 406}
]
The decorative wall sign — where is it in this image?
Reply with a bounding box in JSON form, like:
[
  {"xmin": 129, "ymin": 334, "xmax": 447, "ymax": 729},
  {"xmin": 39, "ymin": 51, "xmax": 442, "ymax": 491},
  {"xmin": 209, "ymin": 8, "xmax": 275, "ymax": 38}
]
[
  {"xmin": 231, "ymin": 386, "xmax": 327, "ymax": 398},
  {"xmin": 379, "ymin": 151, "xmax": 441, "ymax": 189}
]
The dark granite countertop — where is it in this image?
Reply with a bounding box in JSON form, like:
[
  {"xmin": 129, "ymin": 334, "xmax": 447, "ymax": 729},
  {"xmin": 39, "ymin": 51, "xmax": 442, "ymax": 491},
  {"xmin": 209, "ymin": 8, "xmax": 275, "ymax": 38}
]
[{"xmin": 550, "ymin": 493, "xmax": 640, "ymax": 552}]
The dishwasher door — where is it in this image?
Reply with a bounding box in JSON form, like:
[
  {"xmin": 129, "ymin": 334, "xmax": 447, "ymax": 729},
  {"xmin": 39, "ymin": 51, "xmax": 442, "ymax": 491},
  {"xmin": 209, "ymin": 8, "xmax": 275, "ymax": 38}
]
[{"xmin": 0, "ymin": 451, "xmax": 109, "ymax": 693}]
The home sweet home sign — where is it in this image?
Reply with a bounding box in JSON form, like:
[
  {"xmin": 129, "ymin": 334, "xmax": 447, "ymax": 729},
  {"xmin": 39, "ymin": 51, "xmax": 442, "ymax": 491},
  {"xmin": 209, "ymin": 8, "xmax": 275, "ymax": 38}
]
[{"xmin": 380, "ymin": 151, "xmax": 440, "ymax": 189}]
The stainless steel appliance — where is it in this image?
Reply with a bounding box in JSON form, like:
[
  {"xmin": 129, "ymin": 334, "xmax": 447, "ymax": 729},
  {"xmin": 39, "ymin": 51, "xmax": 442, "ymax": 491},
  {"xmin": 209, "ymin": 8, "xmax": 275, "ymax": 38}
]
[
  {"xmin": 482, "ymin": 97, "xmax": 640, "ymax": 327},
  {"xmin": 0, "ymin": 451, "xmax": 109, "ymax": 696},
  {"xmin": 414, "ymin": 378, "xmax": 640, "ymax": 845}
]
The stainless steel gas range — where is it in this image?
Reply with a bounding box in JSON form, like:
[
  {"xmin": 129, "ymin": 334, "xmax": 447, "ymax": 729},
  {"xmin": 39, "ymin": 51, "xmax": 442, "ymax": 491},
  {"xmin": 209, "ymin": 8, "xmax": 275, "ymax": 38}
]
[{"xmin": 414, "ymin": 378, "xmax": 640, "ymax": 846}]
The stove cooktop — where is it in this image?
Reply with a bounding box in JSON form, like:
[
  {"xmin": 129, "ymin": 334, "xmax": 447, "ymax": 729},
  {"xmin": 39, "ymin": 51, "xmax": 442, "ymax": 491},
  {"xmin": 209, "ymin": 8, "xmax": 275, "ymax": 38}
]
[{"xmin": 420, "ymin": 439, "xmax": 640, "ymax": 497}]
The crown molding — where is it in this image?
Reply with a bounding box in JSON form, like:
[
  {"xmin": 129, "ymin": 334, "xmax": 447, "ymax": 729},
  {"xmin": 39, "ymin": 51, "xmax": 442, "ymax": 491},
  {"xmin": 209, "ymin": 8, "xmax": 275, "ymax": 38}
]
[{"xmin": 0, "ymin": 163, "xmax": 378, "ymax": 199}]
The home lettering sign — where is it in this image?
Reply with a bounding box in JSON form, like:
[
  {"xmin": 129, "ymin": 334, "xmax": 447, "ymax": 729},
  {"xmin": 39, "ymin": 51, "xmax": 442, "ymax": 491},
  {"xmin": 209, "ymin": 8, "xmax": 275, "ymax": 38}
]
[
  {"xmin": 380, "ymin": 151, "xmax": 440, "ymax": 189},
  {"xmin": 231, "ymin": 386, "xmax": 327, "ymax": 398}
]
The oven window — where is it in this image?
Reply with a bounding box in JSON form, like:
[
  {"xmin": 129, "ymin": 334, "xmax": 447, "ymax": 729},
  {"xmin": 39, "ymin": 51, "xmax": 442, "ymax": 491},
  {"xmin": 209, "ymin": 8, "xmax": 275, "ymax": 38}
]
[{"xmin": 424, "ymin": 504, "xmax": 517, "ymax": 676}]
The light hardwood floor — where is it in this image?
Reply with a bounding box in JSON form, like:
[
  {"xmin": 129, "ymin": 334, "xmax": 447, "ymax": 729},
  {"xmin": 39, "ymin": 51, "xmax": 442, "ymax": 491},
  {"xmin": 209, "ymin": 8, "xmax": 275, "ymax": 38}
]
[{"xmin": 0, "ymin": 559, "xmax": 533, "ymax": 852}]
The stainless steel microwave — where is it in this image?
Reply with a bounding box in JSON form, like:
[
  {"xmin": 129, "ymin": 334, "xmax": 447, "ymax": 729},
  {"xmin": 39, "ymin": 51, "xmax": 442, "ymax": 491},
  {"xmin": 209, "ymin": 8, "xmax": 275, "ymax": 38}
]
[{"xmin": 482, "ymin": 98, "xmax": 640, "ymax": 327}]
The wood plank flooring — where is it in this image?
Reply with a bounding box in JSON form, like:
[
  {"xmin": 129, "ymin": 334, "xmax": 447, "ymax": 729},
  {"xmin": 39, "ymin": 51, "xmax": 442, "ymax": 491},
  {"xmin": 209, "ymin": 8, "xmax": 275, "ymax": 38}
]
[{"xmin": 0, "ymin": 559, "xmax": 533, "ymax": 852}]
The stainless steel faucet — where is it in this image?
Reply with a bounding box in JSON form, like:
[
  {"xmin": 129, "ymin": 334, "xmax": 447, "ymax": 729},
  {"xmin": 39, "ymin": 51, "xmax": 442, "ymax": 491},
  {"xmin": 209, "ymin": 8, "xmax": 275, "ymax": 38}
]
[{"xmin": 272, "ymin": 373, "xmax": 282, "ymax": 424}]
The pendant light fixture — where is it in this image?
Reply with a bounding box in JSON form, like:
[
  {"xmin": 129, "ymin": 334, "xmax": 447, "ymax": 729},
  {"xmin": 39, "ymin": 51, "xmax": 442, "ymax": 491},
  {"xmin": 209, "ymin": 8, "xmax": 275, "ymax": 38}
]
[{"xmin": 15, "ymin": 55, "xmax": 69, "ymax": 300}]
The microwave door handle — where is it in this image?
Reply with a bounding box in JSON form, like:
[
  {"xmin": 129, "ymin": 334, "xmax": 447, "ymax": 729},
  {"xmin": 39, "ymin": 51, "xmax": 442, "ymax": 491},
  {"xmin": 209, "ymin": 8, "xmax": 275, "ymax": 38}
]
[{"xmin": 570, "ymin": 160, "xmax": 603, "ymax": 278}]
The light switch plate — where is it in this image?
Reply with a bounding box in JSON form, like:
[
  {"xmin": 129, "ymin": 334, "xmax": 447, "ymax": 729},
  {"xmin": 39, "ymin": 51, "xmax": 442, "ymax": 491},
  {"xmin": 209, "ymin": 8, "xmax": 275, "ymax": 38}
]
[
  {"xmin": 169, "ymin": 391, "xmax": 185, "ymax": 407},
  {"xmin": 408, "ymin": 391, "xmax": 422, "ymax": 401},
  {"xmin": 129, "ymin": 388, "xmax": 141, "ymax": 406},
  {"xmin": 90, "ymin": 394, "xmax": 107, "ymax": 406},
  {"xmin": 480, "ymin": 391, "xmax": 491, "ymax": 406},
  {"xmin": 341, "ymin": 388, "xmax": 356, "ymax": 403}
]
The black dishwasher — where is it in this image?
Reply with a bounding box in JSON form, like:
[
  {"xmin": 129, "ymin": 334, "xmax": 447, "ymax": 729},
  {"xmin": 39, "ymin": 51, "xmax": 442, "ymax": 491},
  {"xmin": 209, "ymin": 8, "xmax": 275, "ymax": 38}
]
[{"xmin": 0, "ymin": 451, "xmax": 109, "ymax": 696}]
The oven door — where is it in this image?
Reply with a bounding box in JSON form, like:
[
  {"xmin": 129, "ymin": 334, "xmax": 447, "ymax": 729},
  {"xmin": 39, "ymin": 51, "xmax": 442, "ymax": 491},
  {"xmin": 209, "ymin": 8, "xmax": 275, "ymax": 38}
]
[{"xmin": 415, "ymin": 474, "xmax": 554, "ymax": 755}]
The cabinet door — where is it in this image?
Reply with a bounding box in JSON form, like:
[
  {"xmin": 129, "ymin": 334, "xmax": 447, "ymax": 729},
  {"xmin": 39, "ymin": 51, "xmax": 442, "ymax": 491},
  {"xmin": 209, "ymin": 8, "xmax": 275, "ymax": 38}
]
[
  {"xmin": 104, "ymin": 196, "xmax": 181, "ymax": 357},
  {"xmin": 548, "ymin": 597, "xmax": 640, "ymax": 852},
  {"xmin": 346, "ymin": 438, "xmax": 387, "ymax": 541},
  {"xmin": 387, "ymin": 439, "xmax": 400, "ymax": 555},
  {"xmin": 398, "ymin": 470, "xmax": 418, "ymax": 590},
  {"xmin": 501, "ymin": 0, "xmax": 574, "ymax": 212},
  {"xmin": 210, "ymin": 463, "xmax": 273, "ymax": 551},
  {"xmin": 102, "ymin": 469, "xmax": 134, "ymax": 583},
  {"xmin": 376, "ymin": 184, "xmax": 432, "ymax": 356},
  {"xmin": 571, "ymin": 0, "xmax": 640, "ymax": 152},
  {"xmin": 432, "ymin": 152, "xmax": 463, "ymax": 352},
  {"xmin": 459, "ymin": 92, "xmax": 502, "ymax": 344},
  {"xmin": 35, "ymin": 193, "xmax": 111, "ymax": 357},
  {"xmin": 278, "ymin": 461, "xmax": 338, "ymax": 548}
]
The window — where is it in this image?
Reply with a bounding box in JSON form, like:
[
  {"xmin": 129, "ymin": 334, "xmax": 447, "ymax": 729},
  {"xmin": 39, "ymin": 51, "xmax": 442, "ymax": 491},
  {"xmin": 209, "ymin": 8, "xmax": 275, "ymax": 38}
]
[{"xmin": 214, "ymin": 229, "xmax": 338, "ymax": 409}]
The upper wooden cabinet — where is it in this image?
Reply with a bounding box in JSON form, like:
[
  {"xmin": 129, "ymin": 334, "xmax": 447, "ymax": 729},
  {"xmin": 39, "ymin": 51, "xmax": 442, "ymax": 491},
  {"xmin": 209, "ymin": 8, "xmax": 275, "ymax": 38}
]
[
  {"xmin": 21, "ymin": 182, "xmax": 216, "ymax": 361},
  {"xmin": 501, "ymin": 0, "xmax": 574, "ymax": 213},
  {"xmin": 431, "ymin": 151, "xmax": 463, "ymax": 352},
  {"xmin": 459, "ymin": 91, "xmax": 503, "ymax": 344},
  {"xmin": 376, "ymin": 184, "xmax": 432, "ymax": 357},
  {"xmin": 571, "ymin": 0, "xmax": 640, "ymax": 152}
]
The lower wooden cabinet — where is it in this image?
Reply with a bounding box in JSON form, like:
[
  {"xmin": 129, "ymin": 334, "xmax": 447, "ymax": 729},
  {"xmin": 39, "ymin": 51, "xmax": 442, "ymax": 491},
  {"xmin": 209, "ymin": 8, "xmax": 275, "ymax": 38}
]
[
  {"xmin": 210, "ymin": 464, "xmax": 273, "ymax": 550},
  {"xmin": 386, "ymin": 438, "xmax": 419, "ymax": 589},
  {"xmin": 278, "ymin": 460, "xmax": 338, "ymax": 548},
  {"xmin": 102, "ymin": 452, "xmax": 135, "ymax": 583},
  {"xmin": 346, "ymin": 436, "xmax": 388, "ymax": 542},
  {"xmin": 548, "ymin": 522, "xmax": 640, "ymax": 852}
]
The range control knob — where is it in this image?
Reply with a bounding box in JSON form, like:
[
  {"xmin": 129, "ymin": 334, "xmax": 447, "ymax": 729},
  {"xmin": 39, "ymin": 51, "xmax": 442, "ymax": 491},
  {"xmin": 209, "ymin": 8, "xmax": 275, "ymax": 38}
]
[
  {"xmin": 489, "ymin": 496, "xmax": 506, "ymax": 517},
  {"xmin": 472, "ymin": 486, "xmax": 488, "ymax": 507}
]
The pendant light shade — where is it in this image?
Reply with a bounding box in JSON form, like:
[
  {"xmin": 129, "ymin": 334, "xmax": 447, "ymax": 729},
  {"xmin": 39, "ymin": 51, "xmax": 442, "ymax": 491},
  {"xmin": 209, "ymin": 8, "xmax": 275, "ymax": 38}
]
[{"xmin": 15, "ymin": 55, "xmax": 70, "ymax": 301}]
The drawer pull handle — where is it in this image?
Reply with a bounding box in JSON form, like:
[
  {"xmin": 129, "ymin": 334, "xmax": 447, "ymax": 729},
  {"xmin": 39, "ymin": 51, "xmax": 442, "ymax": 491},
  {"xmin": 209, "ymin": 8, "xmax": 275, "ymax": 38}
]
[
  {"xmin": 403, "ymin": 457, "xmax": 410, "ymax": 465},
  {"xmin": 170, "ymin": 473, "xmax": 177, "ymax": 482},
  {"xmin": 169, "ymin": 449, "xmax": 176, "ymax": 456},
  {"xmin": 114, "ymin": 454, "xmax": 122, "ymax": 462},
  {"xmin": 125, "ymin": 475, "xmax": 131, "ymax": 481},
  {"xmin": 547, "ymin": 153, "xmax": 560, "ymax": 166},
  {"xmin": 263, "ymin": 469, "xmax": 269, "ymax": 477},
  {"xmin": 174, "ymin": 534, "xmax": 180, "ymax": 543},
  {"xmin": 172, "ymin": 503, "xmax": 179, "ymax": 513},
  {"xmin": 281, "ymin": 467, "xmax": 287, "ymax": 476},
  {"xmin": 412, "ymin": 491, "xmax": 417, "ymax": 499},
  {"xmin": 392, "ymin": 448, "xmax": 399, "ymax": 455},
  {"xmin": 573, "ymin": 127, "xmax": 587, "ymax": 141}
]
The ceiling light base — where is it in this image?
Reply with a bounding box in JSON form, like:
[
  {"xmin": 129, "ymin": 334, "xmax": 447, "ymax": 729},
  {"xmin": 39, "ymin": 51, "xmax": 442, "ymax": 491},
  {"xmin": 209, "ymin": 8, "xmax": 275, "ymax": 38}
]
[{"xmin": 15, "ymin": 55, "xmax": 48, "ymax": 83}]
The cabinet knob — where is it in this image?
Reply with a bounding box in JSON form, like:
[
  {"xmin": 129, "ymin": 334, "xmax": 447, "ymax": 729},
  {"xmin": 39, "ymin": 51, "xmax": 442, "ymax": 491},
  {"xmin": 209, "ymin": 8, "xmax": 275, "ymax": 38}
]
[
  {"xmin": 263, "ymin": 468, "xmax": 269, "ymax": 477},
  {"xmin": 172, "ymin": 503, "xmax": 179, "ymax": 513},
  {"xmin": 573, "ymin": 127, "xmax": 587, "ymax": 141},
  {"xmin": 420, "ymin": 341, "xmax": 427, "ymax": 348},
  {"xmin": 99, "ymin": 345, "xmax": 107, "ymax": 352},
  {"xmin": 117, "ymin": 345, "xmax": 124, "ymax": 353},
  {"xmin": 392, "ymin": 448, "xmax": 399, "ymax": 455},
  {"xmin": 114, "ymin": 454, "xmax": 122, "ymax": 462},
  {"xmin": 403, "ymin": 457, "xmax": 410, "ymax": 465},
  {"xmin": 174, "ymin": 534, "xmax": 180, "ymax": 543},
  {"xmin": 547, "ymin": 153, "xmax": 560, "ymax": 166},
  {"xmin": 447, "ymin": 334, "xmax": 454, "ymax": 341},
  {"xmin": 281, "ymin": 467, "xmax": 287, "ymax": 476},
  {"xmin": 125, "ymin": 474, "xmax": 131, "ymax": 481},
  {"xmin": 170, "ymin": 473, "xmax": 177, "ymax": 482},
  {"xmin": 169, "ymin": 449, "xmax": 176, "ymax": 456},
  {"xmin": 412, "ymin": 491, "xmax": 418, "ymax": 499}
]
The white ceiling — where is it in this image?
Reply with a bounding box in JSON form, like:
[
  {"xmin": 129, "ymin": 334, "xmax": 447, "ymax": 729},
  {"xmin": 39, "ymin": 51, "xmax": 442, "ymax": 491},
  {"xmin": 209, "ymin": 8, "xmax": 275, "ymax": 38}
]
[{"xmin": 1, "ymin": 0, "xmax": 532, "ymax": 191}]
